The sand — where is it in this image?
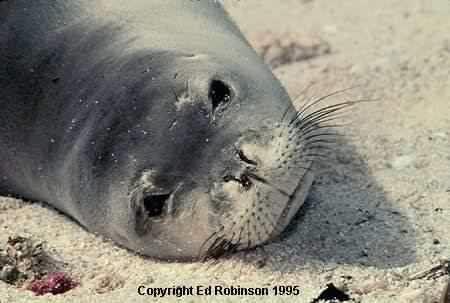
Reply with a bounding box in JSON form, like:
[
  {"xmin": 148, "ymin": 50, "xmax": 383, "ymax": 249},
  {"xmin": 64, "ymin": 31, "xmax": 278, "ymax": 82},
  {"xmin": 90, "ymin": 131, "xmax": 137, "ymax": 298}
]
[{"xmin": 1, "ymin": 0, "xmax": 449, "ymax": 302}]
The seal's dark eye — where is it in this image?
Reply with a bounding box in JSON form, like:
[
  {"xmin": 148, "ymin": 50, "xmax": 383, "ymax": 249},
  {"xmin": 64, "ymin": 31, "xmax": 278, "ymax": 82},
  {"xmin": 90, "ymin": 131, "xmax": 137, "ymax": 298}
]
[
  {"xmin": 143, "ymin": 193, "xmax": 170, "ymax": 218},
  {"xmin": 209, "ymin": 80, "xmax": 232, "ymax": 113}
]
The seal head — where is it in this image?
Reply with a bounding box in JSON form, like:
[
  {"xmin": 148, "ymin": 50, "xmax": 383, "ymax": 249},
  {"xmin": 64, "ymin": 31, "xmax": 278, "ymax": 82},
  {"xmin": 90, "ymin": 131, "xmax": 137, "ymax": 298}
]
[
  {"xmin": 0, "ymin": 1, "xmax": 320, "ymax": 260},
  {"xmin": 108, "ymin": 51, "xmax": 316, "ymax": 260}
]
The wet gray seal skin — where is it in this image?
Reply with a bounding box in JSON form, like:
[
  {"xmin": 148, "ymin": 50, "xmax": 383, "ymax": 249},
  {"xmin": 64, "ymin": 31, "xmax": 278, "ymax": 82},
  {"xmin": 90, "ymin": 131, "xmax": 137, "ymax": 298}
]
[{"xmin": 0, "ymin": 0, "xmax": 328, "ymax": 260}]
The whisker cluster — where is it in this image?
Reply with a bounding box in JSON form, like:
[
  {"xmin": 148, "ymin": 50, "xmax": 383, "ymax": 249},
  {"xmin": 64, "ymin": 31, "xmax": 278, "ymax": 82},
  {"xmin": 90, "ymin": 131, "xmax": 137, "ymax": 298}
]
[{"xmin": 283, "ymin": 86, "xmax": 375, "ymax": 162}]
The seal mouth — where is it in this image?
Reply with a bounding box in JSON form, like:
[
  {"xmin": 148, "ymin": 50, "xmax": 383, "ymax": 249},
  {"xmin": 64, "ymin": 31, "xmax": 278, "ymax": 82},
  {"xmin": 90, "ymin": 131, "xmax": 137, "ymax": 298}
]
[
  {"xmin": 275, "ymin": 174, "xmax": 307, "ymax": 214},
  {"xmin": 274, "ymin": 164, "xmax": 314, "ymax": 227}
]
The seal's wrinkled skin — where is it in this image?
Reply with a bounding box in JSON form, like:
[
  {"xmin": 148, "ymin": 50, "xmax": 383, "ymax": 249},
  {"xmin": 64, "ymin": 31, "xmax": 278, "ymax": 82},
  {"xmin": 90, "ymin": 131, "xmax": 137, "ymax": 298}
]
[{"xmin": 0, "ymin": 1, "xmax": 342, "ymax": 260}]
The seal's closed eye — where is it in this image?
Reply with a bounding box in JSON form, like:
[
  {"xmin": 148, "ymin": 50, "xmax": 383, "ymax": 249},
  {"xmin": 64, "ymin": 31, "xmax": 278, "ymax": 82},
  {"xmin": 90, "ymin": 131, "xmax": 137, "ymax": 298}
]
[
  {"xmin": 209, "ymin": 80, "xmax": 232, "ymax": 113},
  {"xmin": 143, "ymin": 193, "xmax": 171, "ymax": 218}
]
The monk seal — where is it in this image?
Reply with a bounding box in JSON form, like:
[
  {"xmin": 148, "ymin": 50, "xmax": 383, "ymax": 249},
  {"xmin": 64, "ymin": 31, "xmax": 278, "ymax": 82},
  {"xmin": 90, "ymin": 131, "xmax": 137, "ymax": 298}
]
[{"xmin": 0, "ymin": 0, "xmax": 345, "ymax": 260}]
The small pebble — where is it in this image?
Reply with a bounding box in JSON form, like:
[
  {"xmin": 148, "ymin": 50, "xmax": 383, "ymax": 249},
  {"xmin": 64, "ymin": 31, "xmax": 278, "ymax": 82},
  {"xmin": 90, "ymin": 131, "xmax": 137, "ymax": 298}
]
[
  {"xmin": 388, "ymin": 155, "xmax": 416, "ymax": 170},
  {"xmin": 94, "ymin": 274, "xmax": 125, "ymax": 294}
]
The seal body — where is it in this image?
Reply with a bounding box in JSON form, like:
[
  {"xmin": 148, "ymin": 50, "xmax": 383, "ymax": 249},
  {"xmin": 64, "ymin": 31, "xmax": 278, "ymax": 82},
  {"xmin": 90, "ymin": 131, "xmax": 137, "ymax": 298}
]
[{"xmin": 0, "ymin": 1, "xmax": 316, "ymax": 260}]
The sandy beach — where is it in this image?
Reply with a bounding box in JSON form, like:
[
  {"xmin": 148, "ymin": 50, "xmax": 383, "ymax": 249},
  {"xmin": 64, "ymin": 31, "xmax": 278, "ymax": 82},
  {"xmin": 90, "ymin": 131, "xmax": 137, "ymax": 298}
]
[{"xmin": 1, "ymin": 0, "xmax": 449, "ymax": 302}]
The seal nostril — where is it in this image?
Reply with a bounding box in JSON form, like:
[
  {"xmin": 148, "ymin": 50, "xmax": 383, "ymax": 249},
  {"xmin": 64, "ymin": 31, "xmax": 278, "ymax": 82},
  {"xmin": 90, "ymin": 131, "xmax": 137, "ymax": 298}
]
[
  {"xmin": 223, "ymin": 174, "xmax": 253, "ymax": 191},
  {"xmin": 209, "ymin": 79, "xmax": 232, "ymax": 113},
  {"xmin": 238, "ymin": 150, "xmax": 258, "ymax": 166},
  {"xmin": 143, "ymin": 193, "xmax": 171, "ymax": 218},
  {"xmin": 240, "ymin": 173, "xmax": 253, "ymax": 190},
  {"xmin": 223, "ymin": 175, "xmax": 235, "ymax": 182}
]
